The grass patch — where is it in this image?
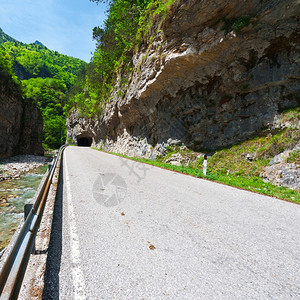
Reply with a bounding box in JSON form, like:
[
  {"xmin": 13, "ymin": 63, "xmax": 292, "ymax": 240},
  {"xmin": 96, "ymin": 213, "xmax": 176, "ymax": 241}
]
[
  {"xmin": 91, "ymin": 148, "xmax": 299, "ymax": 204},
  {"xmin": 91, "ymin": 108, "xmax": 300, "ymax": 204}
]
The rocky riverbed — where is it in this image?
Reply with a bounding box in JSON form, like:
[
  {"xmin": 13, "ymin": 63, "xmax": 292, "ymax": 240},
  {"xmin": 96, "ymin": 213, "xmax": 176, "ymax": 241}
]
[
  {"xmin": 0, "ymin": 155, "xmax": 50, "ymax": 181},
  {"xmin": 0, "ymin": 155, "xmax": 50, "ymax": 252}
]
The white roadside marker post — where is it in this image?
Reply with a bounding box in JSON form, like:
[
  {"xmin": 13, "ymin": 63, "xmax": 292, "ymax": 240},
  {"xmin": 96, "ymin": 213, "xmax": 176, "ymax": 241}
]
[{"xmin": 203, "ymin": 154, "xmax": 207, "ymax": 176}]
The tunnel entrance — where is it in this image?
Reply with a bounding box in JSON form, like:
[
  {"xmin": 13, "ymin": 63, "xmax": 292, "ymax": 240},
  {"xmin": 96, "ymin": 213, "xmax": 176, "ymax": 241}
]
[{"xmin": 77, "ymin": 136, "xmax": 92, "ymax": 147}]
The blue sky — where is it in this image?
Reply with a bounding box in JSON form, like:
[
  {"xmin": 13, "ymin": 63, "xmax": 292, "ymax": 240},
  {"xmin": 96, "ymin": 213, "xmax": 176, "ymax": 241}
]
[{"xmin": 0, "ymin": 0, "xmax": 107, "ymax": 62}]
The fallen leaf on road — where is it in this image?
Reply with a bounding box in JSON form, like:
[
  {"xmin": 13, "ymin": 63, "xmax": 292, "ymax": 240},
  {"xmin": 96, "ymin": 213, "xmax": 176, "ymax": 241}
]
[{"xmin": 149, "ymin": 244, "xmax": 156, "ymax": 250}]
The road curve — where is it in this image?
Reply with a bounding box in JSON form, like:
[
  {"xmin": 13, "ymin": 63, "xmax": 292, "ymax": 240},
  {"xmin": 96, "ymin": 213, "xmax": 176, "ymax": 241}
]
[{"xmin": 43, "ymin": 146, "xmax": 300, "ymax": 299}]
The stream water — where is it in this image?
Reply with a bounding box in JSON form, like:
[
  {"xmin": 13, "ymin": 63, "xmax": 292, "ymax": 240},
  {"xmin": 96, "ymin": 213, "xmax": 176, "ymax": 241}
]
[{"xmin": 0, "ymin": 165, "xmax": 48, "ymax": 251}]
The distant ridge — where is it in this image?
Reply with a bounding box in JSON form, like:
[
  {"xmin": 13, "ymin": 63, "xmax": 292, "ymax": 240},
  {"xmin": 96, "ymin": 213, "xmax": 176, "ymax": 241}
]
[
  {"xmin": 34, "ymin": 40, "xmax": 46, "ymax": 48},
  {"xmin": 0, "ymin": 29, "xmax": 46, "ymax": 48},
  {"xmin": 0, "ymin": 28, "xmax": 18, "ymax": 44}
]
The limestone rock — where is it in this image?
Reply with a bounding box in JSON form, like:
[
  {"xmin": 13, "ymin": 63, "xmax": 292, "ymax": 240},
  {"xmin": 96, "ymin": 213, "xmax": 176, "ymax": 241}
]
[
  {"xmin": 0, "ymin": 71, "xmax": 43, "ymax": 158},
  {"xmin": 66, "ymin": 110, "xmax": 100, "ymax": 147},
  {"xmin": 262, "ymin": 163, "xmax": 300, "ymax": 190},
  {"xmin": 166, "ymin": 153, "xmax": 183, "ymax": 166},
  {"xmin": 261, "ymin": 144, "xmax": 300, "ymax": 190},
  {"xmin": 95, "ymin": 0, "xmax": 299, "ymax": 152},
  {"xmin": 67, "ymin": 0, "xmax": 300, "ymax": 161},
  {"xmin": 0, "ymin": 72, "xmax": 23, "ymax": 158}
]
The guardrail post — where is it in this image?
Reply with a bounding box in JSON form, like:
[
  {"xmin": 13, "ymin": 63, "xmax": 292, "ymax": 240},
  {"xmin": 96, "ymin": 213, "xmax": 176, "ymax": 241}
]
[
  {"xmin": 24, "ymin": 204, "xmax": 35, "ymax": 254},
  {"xmin": 203, "ymin": 154, "xmax": 208, "ymax": 176}
]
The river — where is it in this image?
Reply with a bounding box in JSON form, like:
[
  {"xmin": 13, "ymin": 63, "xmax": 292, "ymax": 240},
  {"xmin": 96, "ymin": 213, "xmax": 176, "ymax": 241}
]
[{"xmin": 0, "ymin": 165, "xmax": 48, "ymax": 251}]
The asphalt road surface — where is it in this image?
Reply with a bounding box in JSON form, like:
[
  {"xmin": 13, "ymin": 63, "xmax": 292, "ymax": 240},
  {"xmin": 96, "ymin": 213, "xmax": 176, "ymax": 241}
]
[{"xmin": 43, "ymin": 146, "xmax": 300, "ymax": 299}]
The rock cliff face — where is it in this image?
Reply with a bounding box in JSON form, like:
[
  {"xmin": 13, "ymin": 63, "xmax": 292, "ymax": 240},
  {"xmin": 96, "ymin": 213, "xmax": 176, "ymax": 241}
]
[
  {"xmin": 67, "ymin": 0, "xmax": 300, "ymax": 157},
  {"xmin": 0, "ymin": 71, "xmax": 43, "ymax": 159}
]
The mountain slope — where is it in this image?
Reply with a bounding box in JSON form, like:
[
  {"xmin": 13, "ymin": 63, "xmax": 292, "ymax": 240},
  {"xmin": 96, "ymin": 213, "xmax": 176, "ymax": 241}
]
[
  {"xmin": 0, "ymin": 29, "xmax": 87, "ymax": 149},
  {"xmin": 0, "ymin": 28, "xmax": 17, "ymax": 44},
  {"xmin": 0, "ymin": 38, "xmax": 85, "ymax": 85}
]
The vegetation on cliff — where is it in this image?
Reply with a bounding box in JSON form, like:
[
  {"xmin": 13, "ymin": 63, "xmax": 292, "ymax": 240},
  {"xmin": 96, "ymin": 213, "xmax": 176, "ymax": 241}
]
[
  {"xmin": 68, "ymin": 0, "xmax": 176, "ymax": 117},
  {"xmin": 69, "ymin": 1, "xmax": 255, "ymax": 117},
  {"xmin": 0, "ymin": 31, "xmax": 86, "ymax": 149}
]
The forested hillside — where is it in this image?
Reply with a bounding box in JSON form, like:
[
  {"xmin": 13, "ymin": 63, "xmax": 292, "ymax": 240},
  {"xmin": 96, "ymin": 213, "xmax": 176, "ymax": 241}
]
[
  {"xmin": 0, "ymin": 28, "xmax": 17, "ymax": 44},
  {"xmin": 0, "ymin": 29, "xmax": 86, "ymax": 149}
]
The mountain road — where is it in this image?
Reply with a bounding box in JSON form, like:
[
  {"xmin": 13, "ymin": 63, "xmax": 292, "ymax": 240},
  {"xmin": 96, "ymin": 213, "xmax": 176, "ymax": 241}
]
[{"xmin": 43, "ymin": 146, "xmax": 300, "ymax": 299}]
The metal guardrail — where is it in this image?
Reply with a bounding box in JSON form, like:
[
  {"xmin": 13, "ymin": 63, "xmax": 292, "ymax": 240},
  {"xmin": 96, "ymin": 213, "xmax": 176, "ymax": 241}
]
[{"xmin": 0, "ymin": 145, "xmax": 66, "ymax": 299}]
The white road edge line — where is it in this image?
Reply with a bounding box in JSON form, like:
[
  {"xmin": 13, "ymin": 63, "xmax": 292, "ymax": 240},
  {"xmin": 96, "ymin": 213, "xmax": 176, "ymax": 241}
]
[{"xmin": 64, "ymin": 155, "xmax": 87, "ymax": 300}]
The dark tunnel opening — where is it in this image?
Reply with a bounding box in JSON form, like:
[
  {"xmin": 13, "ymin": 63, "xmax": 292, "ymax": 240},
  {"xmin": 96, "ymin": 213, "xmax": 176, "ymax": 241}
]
[{"xmin": 77, "ymin": 136, "xmax": 92, "ymax": 147}]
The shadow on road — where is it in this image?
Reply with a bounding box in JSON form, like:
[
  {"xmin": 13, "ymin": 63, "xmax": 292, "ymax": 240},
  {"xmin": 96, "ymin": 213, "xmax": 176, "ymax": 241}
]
[{"xmin": 42, "ymin": 154, "xmax": 64, "ymax": 300}]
